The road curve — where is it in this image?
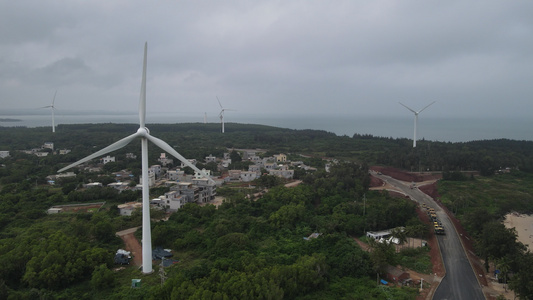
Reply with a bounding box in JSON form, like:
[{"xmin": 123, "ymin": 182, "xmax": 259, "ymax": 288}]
[{"xmin": 371, "ymin": 172, "xmax": 485, "ymax": 300}]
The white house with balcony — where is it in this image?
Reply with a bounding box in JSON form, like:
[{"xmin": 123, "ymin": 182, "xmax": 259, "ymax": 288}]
[{"xmin": 160, "ymin": 191, "xmax": 187, "ymax": 212}]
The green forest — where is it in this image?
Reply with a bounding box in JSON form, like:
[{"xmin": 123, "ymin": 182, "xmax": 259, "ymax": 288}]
[{"xmin": 0, "ymin": 123, "xmax": 532, "ymax": 299}]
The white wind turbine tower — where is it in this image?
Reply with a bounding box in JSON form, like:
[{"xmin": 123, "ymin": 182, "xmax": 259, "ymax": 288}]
[
  {"xmin": 42, "ymin": 91, "xmax": 57, "ymax": 133},
  {"xmin": 58, "ymin": 43, "xmax": 214, "ymax": 274},
  {"xmin": 217, "ymin": 96, "xmax": 234, "ymax": 133},
  {"xmin": 399, "ymin": 101, "xmax": 435, "ymax": 147}
]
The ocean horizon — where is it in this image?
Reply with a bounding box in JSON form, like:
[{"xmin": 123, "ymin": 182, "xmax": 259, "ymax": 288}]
[{"xmin": 1, "ymin": 111, "xmax": 532, "ymax": 143}]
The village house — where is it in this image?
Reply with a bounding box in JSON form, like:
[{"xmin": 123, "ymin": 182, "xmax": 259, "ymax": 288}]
[
  {"xmin": 158, "ymin": 153, "xmax": 173, "ymax": 167},
  {"xmin": 240, "ymin": 171, "xmax": 259, "ymax": 182},
  {"xmin": 205, "ymin": 154, "xmax": 217, "ymax": 164},
  {"xmin": 101, "ymin": 155, "xmax": 115, "ymax": 164},
  {"xmin": 42, "ymin": 142, "xmax": 54, "ymax": 151},
  {"xmin": 159, "ymin": 191, "xmax": 187, "ymax": 212},
  {"xmin": 274, "ymin": 153, "xmax": 287, "ymax": 162},
  {"xmin": 126, "ymin": 153, "xmax": 137, "ymax": 159},
  {"xmin": 263, "ymin": 162, "xmax": 277, "ymax": 171},
  {"xmin": 166, "ymin": 169, "xmax": 185, "ymax": 181},
  {"xmin": 268, "ymin": 165, "xmax": 294, "ymax": 179},
  {"xmin": 140, "ymin": 169, "xmax": 156, "ymax": 187},
  {"xmin": 385, "ymin": 266, "xmax": 410, "ymax": 285},
  {"xmin": 0, "ymin": 151, "xmax": 9, "ymax": 158},
  {"xmin": 150, "ymin": 165, "xmax": 162, "ymax": 177},
  {"xmin": 118, "ymin": 202, "xmax": 143, "ymax": 216},
  {"xmin": 58, "ymin": 149, "xmax": 71, "ymax": 155},
  {"xmin": 180, "ymin": 159, "xmax": 197, "ymax": 168},
  {"xmin": 112, "ymin": 170, "xmax": 134, "ymax": 182},
  {"xmin": 248, "ymin": 164, "xmax": 261, "ymax": 173},
  {"xmin": 108, "ymin": 182, "xmax": 130, "ymax": 191},
  {"xmin": 226, "ymin": 170, "xmax": 241, "ymax": 182},
  {"xmin": 192, "ymin": 178, "xmax": 217, "ymax": 203}
]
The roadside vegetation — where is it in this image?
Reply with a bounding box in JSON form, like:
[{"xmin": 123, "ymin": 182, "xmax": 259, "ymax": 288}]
[{"xmin": 437, "ymin": 171, "xmax": 533, "ymax": 299}]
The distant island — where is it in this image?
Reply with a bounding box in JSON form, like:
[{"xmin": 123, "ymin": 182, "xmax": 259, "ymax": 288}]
[{"xmin": 0, "ymin": 118, "xmax": 22, "ymax": 122}]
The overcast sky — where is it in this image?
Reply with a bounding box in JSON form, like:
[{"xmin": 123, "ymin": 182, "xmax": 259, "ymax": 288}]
[{"xmin": 1, "ymin": 1, "xmax": 532, "ymax": 121}]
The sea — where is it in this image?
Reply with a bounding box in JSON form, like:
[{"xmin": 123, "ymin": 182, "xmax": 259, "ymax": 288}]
[{"xmin": 1, "ymin": 111, "xmax": 532, "ymax": 143}]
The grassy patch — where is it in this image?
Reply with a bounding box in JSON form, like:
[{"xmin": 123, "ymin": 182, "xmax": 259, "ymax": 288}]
[{"xmin": 396, "ymin": 247, "xmax": 432, "ymax": 274}]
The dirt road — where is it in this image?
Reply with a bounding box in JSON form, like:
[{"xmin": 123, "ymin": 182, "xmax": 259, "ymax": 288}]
[{"xmin": 116, "ymin": 227, "xmax": 142, "ymax": 266}]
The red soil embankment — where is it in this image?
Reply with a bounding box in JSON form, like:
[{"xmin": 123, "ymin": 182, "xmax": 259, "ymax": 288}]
[{"xmin": 371, "ymin": 166, "xmax": 442, "ymax": 183}]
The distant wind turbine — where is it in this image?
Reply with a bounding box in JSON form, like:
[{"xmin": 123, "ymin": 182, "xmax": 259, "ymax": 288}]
[
  {"xmin": 58, "ymin": 43, "xmax": 214, "ymax": 274},
  {"xmin": 42, "ymin": 91, "xmax": 57, "ymax": 133},
  {"xmin": 399, "ymin": 101, "xmax": 435, "ymax": 147},
  {"xmin": 217, "ymin": 96, "xmax": 235, "ymax": 133}
]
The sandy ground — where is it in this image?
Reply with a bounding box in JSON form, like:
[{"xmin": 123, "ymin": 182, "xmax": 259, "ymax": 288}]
[{"xmin": 503, "ymin": 212, "xmax": 533, "ymax": 251}]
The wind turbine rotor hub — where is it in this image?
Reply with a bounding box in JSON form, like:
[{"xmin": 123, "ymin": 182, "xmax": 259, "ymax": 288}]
[{"xmin": 136, "ymin": 127, "xmax": 150, "ymax": 136}]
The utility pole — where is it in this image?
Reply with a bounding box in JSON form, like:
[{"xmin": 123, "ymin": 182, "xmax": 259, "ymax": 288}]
[{"xmin": 363, "ymin": 193, "xmax": 366, "ymax": 216}]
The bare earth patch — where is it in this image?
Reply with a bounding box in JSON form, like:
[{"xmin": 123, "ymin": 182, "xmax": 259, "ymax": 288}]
[{"xmin": 504, "ymin": 212, "xmax": 533, "ymax": 252}]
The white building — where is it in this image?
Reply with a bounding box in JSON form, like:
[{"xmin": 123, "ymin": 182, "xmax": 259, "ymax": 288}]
[
  {"xmin": 42, "ymin": 142, "xmax": 54, "ymax": 150},
  {"xmin": 101, "ymin": 156, "xmax": 115, "ymax": 164},
  {"xmin": 248, "ymin": 164, "xmax": 261, "ymax": 173},
  {"xmin": 108, "ymin": 182, "xmax": 130, "ymax": 191},
  {"xmin": 158, "ymin": 153, "xmax": 173, "ymax": 166},
  {"xmin": 269, "ymin": 165, "xmax": 294, "ymax": 179},
  {"xmin": 0, "ymin": 151, "xmax": 10, "ymax": 158},
  {"xmin": 157, "ymin": 191, "xmax": 186, "ymax": 212},
  {"xmin": 240, "ymin": 171, "xmax": 259, "ymax": 182},
  {"xmin": 194, "ymin": 169, "xmax": 211, "ymax": 179},
  {"xmin": 180, "ymin": 159, "xmax": 197, "ymax": 168},
  {"xmin": 84, "ymin": 182, "xmax": 103, "ymax": 188},
  {"xmin": 140, "ymin": 169, "xmax": 156, "ymax": 187},
  {"xmin": 167, "ymin": 169, "xmax": 184, "ymax": 181},
  {"xmin": 205, "ymin": 154, "xmax": 217, "ymax": 163},
  {"xmin": 150, "ymin": 165, "xmax": 162, "ymax": 177}
]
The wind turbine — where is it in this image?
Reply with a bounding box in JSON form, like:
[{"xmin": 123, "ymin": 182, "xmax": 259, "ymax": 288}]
[
  {"xmin": 399, "ymin": 101, "xmax": 435, "ymax": 147},
  {"xmin": 42, "ymin": 91, "xmax": 57, "ymax": 133},
  {"xmin": 217, "ymin": 96, "xmax": 234, "ymax": 133},
  {"xmin": 58, "ymin": 43, "xmax": 214, "ymax": 274}
]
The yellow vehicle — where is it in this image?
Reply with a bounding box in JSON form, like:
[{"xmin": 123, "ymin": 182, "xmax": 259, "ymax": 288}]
[{"xmin": 435, "ymin": 226, "xmax": 445, "ymax": 235}]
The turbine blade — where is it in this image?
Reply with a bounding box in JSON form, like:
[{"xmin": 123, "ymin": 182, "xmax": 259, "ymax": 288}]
[
  {"xmin": 52, "ymin": 90, "xmax": 57, "ymax": 106},
  {"xmin": 399, "ymin": 102, "xmax": 416, "ymax": 113},
  {"xmin": 58, "ymin": 132, "xmax": 140, "ymax": 172},
  {"xmin": 418, "ymin": 101, "xmax": 436, "ymax": 114},
  {"xmin": 217, "ymin": 96, "xmax": 223, "ymax": 109},
  {"xmin": 139, "ymin": 42, "xmax": 147, "ymax": 128},
  {"xmin": 146, "ymin": 134, "xmax": 215, "ymax": 184}
]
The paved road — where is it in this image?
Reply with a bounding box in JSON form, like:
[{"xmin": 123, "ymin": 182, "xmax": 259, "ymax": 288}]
[{"xmin": 371, "ymin": 172, "xmax": 485, "ymax": 300}]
